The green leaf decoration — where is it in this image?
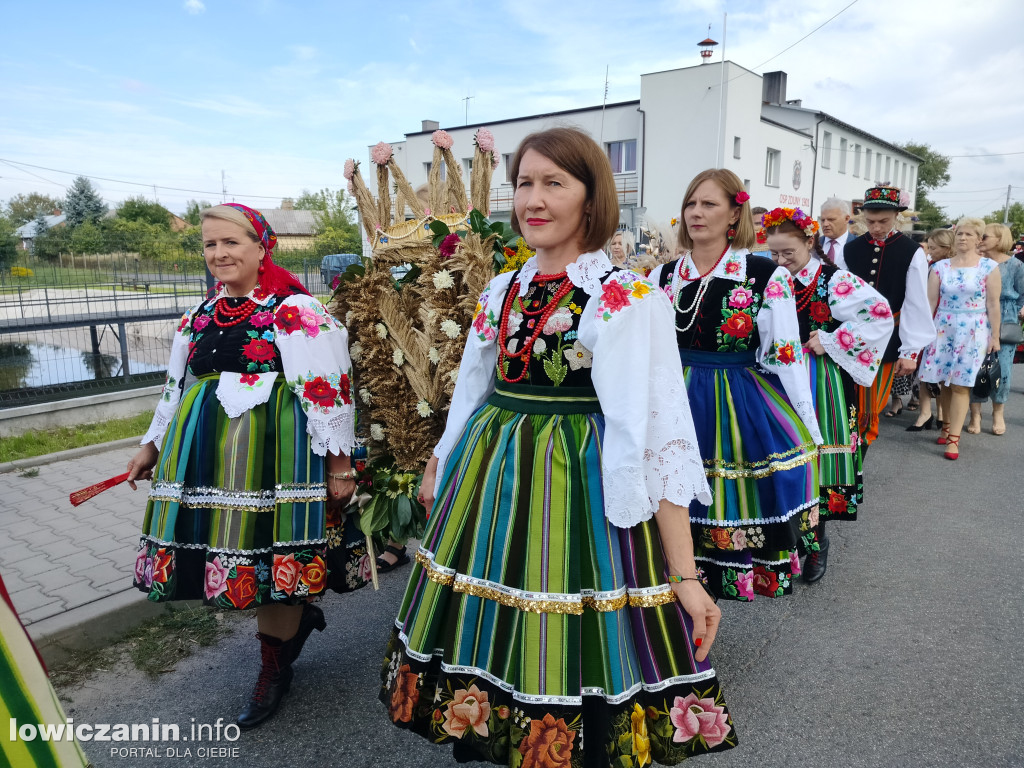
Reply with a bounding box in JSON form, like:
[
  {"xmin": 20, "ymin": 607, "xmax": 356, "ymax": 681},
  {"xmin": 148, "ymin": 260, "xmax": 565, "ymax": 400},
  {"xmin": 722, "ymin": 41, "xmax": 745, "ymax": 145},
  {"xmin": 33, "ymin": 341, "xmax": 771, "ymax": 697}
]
[
  {"xmin": 543, "ymin": 356, "xmax": 567, "ymax": 386},
  {"xmin": 429, "ymin": 220, "xmax": 451, "ymax": 238}
]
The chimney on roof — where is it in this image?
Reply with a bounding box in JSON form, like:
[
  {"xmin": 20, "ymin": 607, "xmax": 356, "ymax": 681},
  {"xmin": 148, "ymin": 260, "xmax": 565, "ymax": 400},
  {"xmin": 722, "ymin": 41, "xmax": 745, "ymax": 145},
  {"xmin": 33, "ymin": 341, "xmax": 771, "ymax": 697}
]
[
  {"xmin": 422, "ymin": 120, "xmax": 440, "ymax": 132},
  {"xmin": 762, "ymin": 71, "xmax": 787, "ymax": 105},
  {"xmin": 281, "ymin": 198, "xmax": 294, "ymax": 210}
]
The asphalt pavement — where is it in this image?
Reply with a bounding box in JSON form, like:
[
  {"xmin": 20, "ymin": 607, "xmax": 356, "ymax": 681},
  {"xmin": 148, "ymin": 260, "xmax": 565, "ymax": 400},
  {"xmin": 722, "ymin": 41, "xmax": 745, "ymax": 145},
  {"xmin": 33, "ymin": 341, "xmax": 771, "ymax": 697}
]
[{"xmin": 11, "ymin": 386, "xmax": 1024, "ymax": 768}]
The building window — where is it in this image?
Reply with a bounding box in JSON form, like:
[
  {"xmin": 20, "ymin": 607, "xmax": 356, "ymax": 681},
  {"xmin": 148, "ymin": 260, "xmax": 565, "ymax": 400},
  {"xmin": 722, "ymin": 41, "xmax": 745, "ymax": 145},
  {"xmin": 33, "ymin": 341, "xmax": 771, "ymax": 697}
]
[
  {"xmin": 853, "ymin": 144, "xmax": 862, "ymax": 177},
  {"xmin": 463, "ymin": 158, "xmax": 473, "ymax": 179},
  {"xmin": 503, "ymin": 153, "xmax": 513, "ymax": 183},
  {"xmin": 821, "ymin": 131, "xmax": 832, "ymax": 169},
  {"xmin": 765, "ymin": 148, "xmax": 781, "ymax": 188},
  {"xmin": 865, "ymin": 149, "xmax": 873, "ymax": 182},
  {"xmin": 424, "ymin": 161, "xmax": 446, "ymax": 181},
  {"xmin": 838, "ymin": 138, "xmax": 848, "ymax": 173},
  {"xmin": 607, "ymin": 140, "xmax": 637, "ymax": 173},
  {"xmin": 733, "ymin": 137, "xmax": 741, "ymax": 159}
]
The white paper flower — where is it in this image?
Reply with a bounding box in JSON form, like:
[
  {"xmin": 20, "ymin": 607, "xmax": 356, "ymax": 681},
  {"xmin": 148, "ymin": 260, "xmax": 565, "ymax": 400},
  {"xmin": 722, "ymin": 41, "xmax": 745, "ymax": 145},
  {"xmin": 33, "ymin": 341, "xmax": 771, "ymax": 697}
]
[
  {"xmin": 370, "ymin": 423, "xmax": 385, "ymax": 441},
  {"xmin": 375, "ymin": 323, "xmax": 388, "ymax": 339},
  {"xmin": 448, "ymin": 368, "xmax": 459, "ymax": 383},
  {"xmin": 416, "ymin": 400, "xmax": 434, "ymax": 418},
  {"xmin": 432, "ymin": 269, "xmax": 455, "ymax": 290},
  {"xmin": 428, "ymin": 347, "xmax": 441, "ymax": 364},
  {"xmin": 359, "ymin": 387, "xmax": 372, "ymax": 405},
  {"xmin": 349, "ymin": 341, "xmax": 363, "ymax": 362},
  {"xmin": 345, "ymin": 310, "xmax": 355, "ymax": 325},
  {"xmin": 440, "ymin": 319, "xmax": 461, "ymax": 339},
  {"xmin": 393, "ymin": 349, "xmax": 405, "ymax": 366}
]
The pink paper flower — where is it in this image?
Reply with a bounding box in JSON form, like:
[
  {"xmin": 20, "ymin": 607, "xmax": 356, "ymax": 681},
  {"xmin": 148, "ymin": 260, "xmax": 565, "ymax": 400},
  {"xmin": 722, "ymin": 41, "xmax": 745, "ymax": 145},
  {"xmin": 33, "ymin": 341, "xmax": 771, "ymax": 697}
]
[
  {"xmin": 343, "ymin": 158, "xmax": 355, "ymax": 181},
  {"xmin": 670, "ymin": 693, "xmax": 731, "ymax": 747},
  {"xmin": 370, "ymin": 141, "xmax": 393, "ymax": 166},
  {"xmin": 347, "ymin": 180, "xmax": 355, "ymax": 196},
  {"xmin": 836, "ymin": 328, "xmax": 856, "ymax": 350},
  {"xmin": 432, "ymin": 130, "xmax": 453, "ymax": 149},
  {"xmin": 439, "ymin": 233, "xmax": 461, "ymax": 258},
  {"xmin": 204, "ymin": 556, "xmax": 230, "ymax": 600},
  {"xmin": 727, "ymin": 286, "xmax": 753, "ymax": 309},
  {"xmin": 475, "ymin": 128, "xmax": 495, "ymax": 153},
  {"xmin": 734, "ymin": 570, "xmax": 754, "ymax": 600}
]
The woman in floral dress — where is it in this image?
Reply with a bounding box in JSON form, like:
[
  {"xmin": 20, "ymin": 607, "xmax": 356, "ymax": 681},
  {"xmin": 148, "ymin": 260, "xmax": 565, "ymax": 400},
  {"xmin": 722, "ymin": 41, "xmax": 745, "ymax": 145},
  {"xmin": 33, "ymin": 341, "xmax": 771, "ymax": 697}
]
[
  {"xmin": 382, "ymin": 128, "xmax": 736, "ymax": 766},
  {"xmin": 919, "ymin": 217, "xmax": 1001, "ymax": 459},
  {"xmin": 650, "ymin": 170, "xmax": 824, "ymax": 601},
  {"xmin": 126, "ymin": 204, "xmax": 358, "ymax": 728},
  {"xmin": 763, "ymin": 207, "xmax": 893, "ymax": 583}
]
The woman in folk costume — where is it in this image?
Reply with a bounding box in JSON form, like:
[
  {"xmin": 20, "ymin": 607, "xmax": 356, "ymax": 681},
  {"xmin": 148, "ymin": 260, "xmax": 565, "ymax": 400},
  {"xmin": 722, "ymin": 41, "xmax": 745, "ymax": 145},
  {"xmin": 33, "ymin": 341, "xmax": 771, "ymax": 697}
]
[
  {"xmin": 649, "ymin": 170, "xmax": 824, "ymax": 602},
  {"xmin": 763, "ymin": 207, "xmax": 893, "ymax": 583},
  {"xmin": 381, "ymin": 128, "xmax": 736, "ymax": 766},
  {"xmin": 126, "ymin": 204, "xmax": 358, "ymax": 728}
]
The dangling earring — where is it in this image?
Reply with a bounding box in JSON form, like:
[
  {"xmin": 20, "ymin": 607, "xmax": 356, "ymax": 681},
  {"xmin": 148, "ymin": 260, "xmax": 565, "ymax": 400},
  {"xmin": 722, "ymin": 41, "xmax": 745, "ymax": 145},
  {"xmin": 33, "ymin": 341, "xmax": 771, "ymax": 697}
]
[
  {"xmin": 258, "ymin": 261, "xmax": 265, "ymax": 275},
  {"xmin": 727, "ymin": 228, "xmax": 736, "ymax": 242}
]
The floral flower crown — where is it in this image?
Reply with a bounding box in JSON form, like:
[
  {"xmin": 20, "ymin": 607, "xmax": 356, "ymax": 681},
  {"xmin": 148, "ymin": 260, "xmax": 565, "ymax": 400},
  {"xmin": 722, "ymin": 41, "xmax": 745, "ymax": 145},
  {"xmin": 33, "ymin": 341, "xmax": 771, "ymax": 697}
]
[{"xmin": 761, "ymin": 207, "xmax": 819, "ymax": 237}]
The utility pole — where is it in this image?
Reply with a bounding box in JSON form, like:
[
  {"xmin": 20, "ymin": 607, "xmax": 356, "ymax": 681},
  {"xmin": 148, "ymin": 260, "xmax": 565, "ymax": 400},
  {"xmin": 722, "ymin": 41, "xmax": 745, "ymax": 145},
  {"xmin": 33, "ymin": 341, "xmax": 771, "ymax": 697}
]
[
  {"xmin": 600, "ymin": 65, "xmax": 609, "ymax": 144},
  {"xmin": 221, "ymin": 170, "xmax": 227, "ymax": 203},
  {"xmin": 715, "ymin": 14, "xmax": 727, "ymax": 169},
  {"xmin": 1004, "ymin": 184, "xmax": 1012, "ymax": 225}
]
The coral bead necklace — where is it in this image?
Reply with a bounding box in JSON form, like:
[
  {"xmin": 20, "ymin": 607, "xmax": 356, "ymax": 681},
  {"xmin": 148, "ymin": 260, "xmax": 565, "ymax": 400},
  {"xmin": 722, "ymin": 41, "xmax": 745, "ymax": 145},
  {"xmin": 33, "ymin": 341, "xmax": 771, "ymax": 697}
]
[
  {"xmin": 498, "ymin": 272, "xmax": 574, "ymax": 383},
  {"xmin": 212, "ymin": 297, "xmax": 257, "ymax": 327},
  {"xmin": 794, "ymin": 267, "xmax": 821, "ymax": 312}
]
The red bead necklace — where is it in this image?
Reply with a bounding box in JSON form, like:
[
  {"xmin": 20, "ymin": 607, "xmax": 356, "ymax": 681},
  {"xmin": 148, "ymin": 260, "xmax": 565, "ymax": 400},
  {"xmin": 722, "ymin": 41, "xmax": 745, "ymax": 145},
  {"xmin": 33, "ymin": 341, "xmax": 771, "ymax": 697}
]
[
  {"xmin": 678, "ymin": 243, "xmax": 731, "ymax": 282},
  {"xmin": 498, "ymin": 272, "xmax": 574, "ymax": 383},
  {"xmin": 794, "ymin": 267, "xmax": 821, "ymax": 312},
  {"xmin": 212, "ymin": 297, "xmax": 257, "ymax": 327}
]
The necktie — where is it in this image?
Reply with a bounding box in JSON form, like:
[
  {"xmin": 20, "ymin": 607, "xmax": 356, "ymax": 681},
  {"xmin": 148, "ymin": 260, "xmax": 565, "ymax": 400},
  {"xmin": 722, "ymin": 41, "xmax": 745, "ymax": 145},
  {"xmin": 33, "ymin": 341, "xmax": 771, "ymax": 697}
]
[{"xmin": 827, "ymin": 240, "xmax": 836, "ymax": 261}]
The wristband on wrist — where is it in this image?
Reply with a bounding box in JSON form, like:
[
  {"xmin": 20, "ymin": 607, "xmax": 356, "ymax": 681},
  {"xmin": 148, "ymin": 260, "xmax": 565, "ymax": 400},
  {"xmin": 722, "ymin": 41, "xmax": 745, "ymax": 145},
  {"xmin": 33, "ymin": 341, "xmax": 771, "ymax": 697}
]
[
  {"xmin": 667, "ymin": 574, "xmax": 700, "ymax": 583},
  {"xmin": 327, "ymin": 470, "xmax": 358, "ymax": 480}
]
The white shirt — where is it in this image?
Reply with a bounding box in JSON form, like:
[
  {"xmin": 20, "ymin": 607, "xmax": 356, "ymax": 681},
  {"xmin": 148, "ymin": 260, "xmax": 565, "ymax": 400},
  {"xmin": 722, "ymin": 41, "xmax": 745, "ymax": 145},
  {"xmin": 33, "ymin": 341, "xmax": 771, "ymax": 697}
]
[
  {"xmin": 433, "ymin": 250, "xmax": 712, "ymax": 529},
  {"xmin": 819, "ymin": 229, "xmax": 851, "ymax": 270}
]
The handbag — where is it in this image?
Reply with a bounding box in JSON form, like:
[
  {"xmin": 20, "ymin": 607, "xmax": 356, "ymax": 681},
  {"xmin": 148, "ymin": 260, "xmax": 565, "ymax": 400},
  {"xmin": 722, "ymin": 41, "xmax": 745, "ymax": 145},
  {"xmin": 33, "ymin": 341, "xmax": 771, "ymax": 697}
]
[
  {"xmin": 999, "ymin": 319, "xmax": 1023, "ymax": 345},
  {"xmin": 973, "ymin": 352, "xmax": 1002, "ymax": 399}
]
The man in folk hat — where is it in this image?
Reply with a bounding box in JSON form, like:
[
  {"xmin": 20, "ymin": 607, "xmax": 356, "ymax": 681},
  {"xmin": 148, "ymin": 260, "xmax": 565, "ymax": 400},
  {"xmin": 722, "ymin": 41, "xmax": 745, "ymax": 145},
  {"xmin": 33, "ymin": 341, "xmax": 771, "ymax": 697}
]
[{"xmin": 843, "ymin": 185, "xmax": 935, "ymax": 454}]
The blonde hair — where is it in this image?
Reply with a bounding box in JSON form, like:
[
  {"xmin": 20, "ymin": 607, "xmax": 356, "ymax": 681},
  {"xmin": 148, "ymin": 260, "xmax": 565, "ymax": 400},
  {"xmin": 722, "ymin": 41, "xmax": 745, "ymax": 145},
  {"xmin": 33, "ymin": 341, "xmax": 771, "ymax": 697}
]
[
  {"xmin": 926, "ymin": 227, "xmax": 954, "ymax": 260},
  {"xmin": 985, "ymin": 222, "xmax": 1014, "ymax": 253},
  {"xmin": 955, "ymin": 216, "xmax": 986, "ymax": 240},
  {"xmin": 609, "ymin": 229, "xmax": 636, "ymax": 257},
  {"xmin": 200, "ymin": 205, "xmax": 260, "ymax": 244},
  {"xmin": 676, "ymin": 169, "xmax": 756, "ymax": 251}
]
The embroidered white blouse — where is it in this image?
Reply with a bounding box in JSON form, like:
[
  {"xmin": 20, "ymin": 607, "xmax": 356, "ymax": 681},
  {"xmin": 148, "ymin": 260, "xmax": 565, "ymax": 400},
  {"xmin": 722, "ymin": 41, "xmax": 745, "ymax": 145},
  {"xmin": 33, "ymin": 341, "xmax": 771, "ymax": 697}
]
[
  {"xmin": 649, "ymin": 249, "xmax": 824, "ymax": 444},
  {"xmin": 141, "ymin": 289, "xmax": 356, "ymax": 458},
  {"xmin": 792, "ymin": 256, "xmax": 895, "ymax": 387},
  {"xmin": 433, "ymin": 250, "xmax": 712, "ymax": 529}
]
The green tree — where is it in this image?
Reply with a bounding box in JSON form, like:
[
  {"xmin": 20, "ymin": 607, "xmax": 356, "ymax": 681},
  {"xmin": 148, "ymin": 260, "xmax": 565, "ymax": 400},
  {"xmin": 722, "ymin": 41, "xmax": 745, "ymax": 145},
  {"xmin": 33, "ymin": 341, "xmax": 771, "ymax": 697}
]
[
  {"xmin": 31, "ymin": 214, "xmax": 69, "ymax": 260},
  {"xmin": 183, "ymin": 199, "xmax": 212, "ymax": 226},
  {"xmin": 896, "ymin": 142, "xmax": 951, "ymax": 231},
  {"xmin": 985, "ymin": 202, "xmax": 1024, "ymax": 239},
  {"xmin": 0, "ymin": 216, "xmax": 18, "ymax": 269},
  {"xmin": 70, "ymin": 221, "xmax": 105, "ymax": 255},
  {"xmin": 4, "ymin": 193, "xmax": 63, "ymax": 226},
  {"xmin": 116, "ymin": 196, "xmax": 172, "ymax": 229},
  {"xmin": 64, "ymin": 176, "xmax": 107, "ymax": 228},
  {"xmin": 295, "ymin": 187, "xmax": 360, "ymax": 254}
]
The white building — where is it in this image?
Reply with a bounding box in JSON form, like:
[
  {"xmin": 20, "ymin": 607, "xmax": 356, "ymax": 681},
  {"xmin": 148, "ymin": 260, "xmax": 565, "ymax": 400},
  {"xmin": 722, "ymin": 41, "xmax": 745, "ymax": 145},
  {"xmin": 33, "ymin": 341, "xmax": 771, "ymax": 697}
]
[{"xmin": 378, "ymin": 61, "xmax": 920, "ymax": 232}]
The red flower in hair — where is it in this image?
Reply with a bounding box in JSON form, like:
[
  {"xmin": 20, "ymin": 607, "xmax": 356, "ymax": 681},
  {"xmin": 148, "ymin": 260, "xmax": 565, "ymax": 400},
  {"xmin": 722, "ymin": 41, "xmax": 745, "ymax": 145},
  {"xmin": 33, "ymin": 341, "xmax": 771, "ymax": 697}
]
[{"xmin": 735, "ymin": 190, "xmax": 750, "ymax": 205}]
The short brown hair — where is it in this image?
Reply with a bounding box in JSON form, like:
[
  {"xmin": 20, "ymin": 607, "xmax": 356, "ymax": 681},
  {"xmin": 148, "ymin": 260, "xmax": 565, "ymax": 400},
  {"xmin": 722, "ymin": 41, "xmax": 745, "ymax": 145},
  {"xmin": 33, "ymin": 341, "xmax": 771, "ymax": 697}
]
[
  {"xmin": 985, "ymin": 222, "xmax": 1014, "ymax": 253},
  {"xmin": 509, "ymin": 127, "xmax": 619, "ymax": 254},
  {"xmin": 676, "ymin": 169, "xmax": 756, "ymax": 252}
]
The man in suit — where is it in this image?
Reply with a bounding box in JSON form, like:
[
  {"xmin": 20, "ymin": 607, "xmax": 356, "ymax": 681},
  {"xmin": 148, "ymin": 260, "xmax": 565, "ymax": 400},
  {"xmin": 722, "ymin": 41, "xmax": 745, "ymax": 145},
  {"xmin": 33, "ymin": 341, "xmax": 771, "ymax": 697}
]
[
  {"xmin": 818, "ymin": 197, "xmax": 853, "ymax": 269},
  {"xmin": 843, "ymin": 186, "xmax": 935, "ymax": 455}
]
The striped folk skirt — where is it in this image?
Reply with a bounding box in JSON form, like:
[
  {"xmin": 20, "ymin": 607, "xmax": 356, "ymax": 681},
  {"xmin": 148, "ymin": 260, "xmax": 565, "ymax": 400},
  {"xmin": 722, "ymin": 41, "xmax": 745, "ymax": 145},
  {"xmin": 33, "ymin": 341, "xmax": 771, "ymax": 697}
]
[
  {"xmin": 808, "ymin": 354, "xmax": 863, "ymax": 520},
  {"xmin": 1, "ymin": 576, "xmax": 90, "ymax": 768},
  {"xmin": 680, "ymin": 351, "xmax": 819, "ymax": 601},
  {"xmin": 134, "ymin": 375, "xmax": 334, "ymax": 609},
  {"xmin": 380, "ymin": 382, "xmax": 736, "ymax": 767}
]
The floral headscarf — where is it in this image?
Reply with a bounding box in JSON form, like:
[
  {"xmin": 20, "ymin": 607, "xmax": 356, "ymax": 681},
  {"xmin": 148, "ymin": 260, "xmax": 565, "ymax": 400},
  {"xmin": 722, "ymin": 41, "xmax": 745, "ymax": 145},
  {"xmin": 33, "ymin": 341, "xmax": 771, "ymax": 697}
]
[{"xmin": 223, "ymin": 203, "xmax": 278, "ymax": 255}]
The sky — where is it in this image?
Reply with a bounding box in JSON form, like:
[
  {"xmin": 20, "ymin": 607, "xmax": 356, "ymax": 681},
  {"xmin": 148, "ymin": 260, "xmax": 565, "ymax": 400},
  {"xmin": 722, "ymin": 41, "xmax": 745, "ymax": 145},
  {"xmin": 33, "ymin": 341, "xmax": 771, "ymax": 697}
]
[{"xmin": 1, "ymin": 0, "xmax": 1022, "ymax": 221}]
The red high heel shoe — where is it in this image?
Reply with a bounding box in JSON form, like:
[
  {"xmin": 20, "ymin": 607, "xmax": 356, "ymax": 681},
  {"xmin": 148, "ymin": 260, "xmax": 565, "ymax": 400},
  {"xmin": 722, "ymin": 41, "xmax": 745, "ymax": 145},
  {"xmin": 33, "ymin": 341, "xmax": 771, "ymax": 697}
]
[
  {"xmin": 943, "ymin": 434, "xmax": 960, "ymax": 460},
  {"xmin": 936, "ymin": 422, "xmax": 950, "ymax": 445}
]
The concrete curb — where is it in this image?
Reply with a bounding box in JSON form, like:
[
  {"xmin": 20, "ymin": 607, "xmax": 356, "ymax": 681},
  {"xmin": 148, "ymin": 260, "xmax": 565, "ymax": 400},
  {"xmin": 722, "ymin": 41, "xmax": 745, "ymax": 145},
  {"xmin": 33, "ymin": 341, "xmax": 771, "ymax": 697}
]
[
  {"xmin": 28, "ymin": 588, "xmax": 202, "ymax": 667},
  {"xmin": 0, "ymin": 436, "xmax": 142, "ymax": 474}
]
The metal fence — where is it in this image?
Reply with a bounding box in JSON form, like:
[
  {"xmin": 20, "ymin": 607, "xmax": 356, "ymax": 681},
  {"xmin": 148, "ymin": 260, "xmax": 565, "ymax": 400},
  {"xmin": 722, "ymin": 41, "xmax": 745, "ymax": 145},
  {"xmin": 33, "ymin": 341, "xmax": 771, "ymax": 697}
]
[{"xmin": 0, "ymin": 258, "xmax": 334, "ymax": 407}]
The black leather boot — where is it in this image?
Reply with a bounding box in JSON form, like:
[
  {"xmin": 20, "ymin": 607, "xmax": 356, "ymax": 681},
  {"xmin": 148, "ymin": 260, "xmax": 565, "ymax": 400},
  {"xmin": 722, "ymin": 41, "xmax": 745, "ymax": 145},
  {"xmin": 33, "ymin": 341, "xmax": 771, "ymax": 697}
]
[
  {"xmin": 802, "ymin": 522, "xmax": 830, "ymax": 584},
  {"xmin": 237, "ymin": 633, "xmax": 294, "ymax": 729},
  {"xmin": 288, "ymin": 603, "xmax": 326, "ymax": 665}
]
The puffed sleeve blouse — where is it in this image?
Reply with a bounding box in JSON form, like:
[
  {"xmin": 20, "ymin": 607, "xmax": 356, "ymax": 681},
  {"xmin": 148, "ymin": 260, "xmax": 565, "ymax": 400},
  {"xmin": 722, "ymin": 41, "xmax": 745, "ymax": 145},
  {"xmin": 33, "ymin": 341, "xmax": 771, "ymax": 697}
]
[
  {"xmin": 433, "ymin": 251, "xmax": 712, "ymax": 529},
  {"xmin": 141, "ymin": 289, "xmax": 355, "ymax": 457}
]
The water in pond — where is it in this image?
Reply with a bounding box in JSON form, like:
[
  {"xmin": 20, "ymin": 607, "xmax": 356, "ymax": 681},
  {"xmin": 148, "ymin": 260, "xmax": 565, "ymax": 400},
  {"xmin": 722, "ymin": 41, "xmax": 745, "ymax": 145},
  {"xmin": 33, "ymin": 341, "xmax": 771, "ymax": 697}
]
[{"xmin": 0, "ymin": 341, "xmax": 165, "ymax": 391}]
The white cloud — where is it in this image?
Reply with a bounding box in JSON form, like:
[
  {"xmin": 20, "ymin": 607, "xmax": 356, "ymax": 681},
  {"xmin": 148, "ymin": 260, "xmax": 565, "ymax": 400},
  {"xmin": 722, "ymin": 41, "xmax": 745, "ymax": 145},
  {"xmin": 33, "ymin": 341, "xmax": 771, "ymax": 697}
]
[{"xmin": 184, "ymin": 0, "xmax": 205, "ymax": 14}]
